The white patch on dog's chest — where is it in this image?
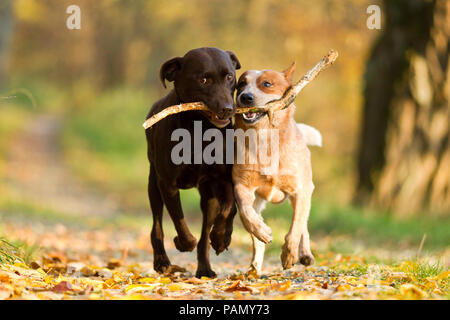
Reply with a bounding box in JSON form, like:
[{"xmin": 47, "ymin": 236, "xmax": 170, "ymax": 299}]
[
  {"xmin": 267, "ymin": 187, "xmax": 285, "ymax": 203},
  {"xmin": 257, "ymin": 185, "xmax": 286, "ymax": 203}
]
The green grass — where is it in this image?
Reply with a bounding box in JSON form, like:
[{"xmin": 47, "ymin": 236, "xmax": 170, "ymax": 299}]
[
  {"xmin": 62, "ymin": 87, "xmax": 153, "ymax": 211},
  {"xmin": 173, "ymin": 188, "xmax": 449, "ymax": 252},
  {"xmin": 0, "ymin": 237, "xmax": 37, "ymax": 265},
  {"xmin": 0, "ymin": 238, "xmax": 20, "ymax": 264},
  {"xmin": 0, "ymin": 101, "xmax": 32, "ymax": 154},
  {"xmin": 411, "ymin": 260, "xmax": 446, "ymax": 280},
  {"xmin": 263, "ymin": 200, "xmax": 450, "ymax": 251},
  {"xmin": 0, "ymin": 197, "xmax": 92, "ymax": 227}
]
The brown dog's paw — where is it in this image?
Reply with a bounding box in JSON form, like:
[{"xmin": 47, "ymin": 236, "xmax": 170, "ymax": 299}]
[
  {"xmin": 173, "ymin": 235, "xmax": 197, "ymax": 252},
  {"xmin": 153, "ymin": 255, "xmax": 171, "ymax": 274},
  {"xmin": 210, "ymin": 226, "xmax": 232, "ymax": 255},
  {"xmin": 163, "ymin": 264, "xmax": 187, "ymax": 275},
  {"xmin": 299, "ymin": 254, "xmax": 315, "ymax": 266},
  {"xmin": 195, "ymin": 267, "xmax": 217, "ymax": 279}
]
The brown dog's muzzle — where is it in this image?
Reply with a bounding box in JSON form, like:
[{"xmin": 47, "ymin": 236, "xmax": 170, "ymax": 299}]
[{"xmin": 218, "ymin": 103, "xmax": 235, "ymax": 119}]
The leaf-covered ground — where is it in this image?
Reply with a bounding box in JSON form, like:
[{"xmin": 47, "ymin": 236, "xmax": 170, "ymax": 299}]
[{"xmin": 0, "ymin": 219, "xmax": 448, "ymax": 300}]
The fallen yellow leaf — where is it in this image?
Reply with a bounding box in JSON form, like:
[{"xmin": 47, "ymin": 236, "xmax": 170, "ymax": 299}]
[
  {"xmin": 138, "ymin": 277, "xmax": 157, "ymax": 283},
  {"xmin": 337, "ymin": 284, "xmax": 352, "ymax": 291},
  {"xmin": 399, "ymin": 284, "xmax": 427, "ymax": 299},
  {"xmin": 158, "ymin": 277, "xmax": 171, "ymax": 284},
  {"xmin": 167, "ymin": 283, "xmax": 195, "ymax": 291},
  {"xmin": 183, "ymin": 277, "xmax": 209, "ymax": 285},
  {"xmin": 0, "ymin": 272, "xmax": 10, "ymax": 282},
  {"xmin": 125, "ymin": 283, "xmax": 158, "ymax": 294},
  {"xmin": 436, "ymin": 270, "xmax": 449, "ymax": 281}
]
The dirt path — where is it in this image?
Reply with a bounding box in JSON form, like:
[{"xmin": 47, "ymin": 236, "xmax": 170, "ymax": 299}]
[{"xmin": 3, "ymin": 114, "xmax": 118, "ymax": 217}]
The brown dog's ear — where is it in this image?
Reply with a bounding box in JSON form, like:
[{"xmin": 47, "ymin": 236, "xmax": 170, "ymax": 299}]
[
  {"xmin": 282, "ymin": 62, "xmax": 296, "ymax": 83},
  {"xmin": 159, "ymin": 57, "xmax": 182, "ymax": 88},
  {"xmin": 227, "ymin": 51, "xmax": 241, "ymax": 70}
]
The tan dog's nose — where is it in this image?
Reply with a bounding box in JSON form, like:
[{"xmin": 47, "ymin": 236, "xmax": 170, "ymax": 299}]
[{"xmin": 239, "ymin": 92, "xmax": 255, "ymax": 106}]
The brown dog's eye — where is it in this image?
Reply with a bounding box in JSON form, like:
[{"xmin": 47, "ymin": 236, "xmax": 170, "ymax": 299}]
[
  {"xmin": 226, "ymin": 74, "xmax": 233, "ymax": 81},
  {"xmin": 263, "ymin": 81, "xmax": 272, "ymax": 88},
  {"xmin": 200, "ymin": 77, "xmax": 207, "ymax": 84}
]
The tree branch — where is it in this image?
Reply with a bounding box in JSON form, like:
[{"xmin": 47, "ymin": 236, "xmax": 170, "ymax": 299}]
[{"xmin": 143, "ymin": 49, "xmax": 338, "ymax": 129}]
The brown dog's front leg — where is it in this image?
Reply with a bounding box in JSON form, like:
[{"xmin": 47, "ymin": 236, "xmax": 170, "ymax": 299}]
[
  {"xmin": 235, "ymin": 184, "xmax": 273, "ymax": 244},
  {"xmin": 209, "ymin": 181, "xmax": 237, "ymax": 254},
  {"xmin": 149, "ymin": 166, "xmax": 171, "ymax": 273},
  {"xmin": 158, "ymin": 183, "xmax": 197, "ymax": 252},
  {"xmin": 196, "ymin": 183, "xmax": 220, "ymax": 278}
]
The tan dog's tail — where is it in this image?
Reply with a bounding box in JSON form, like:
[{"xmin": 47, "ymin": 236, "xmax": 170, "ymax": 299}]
[{"xmin": 297, "ymin": 124, "xmax": 322, "ymax": 147}]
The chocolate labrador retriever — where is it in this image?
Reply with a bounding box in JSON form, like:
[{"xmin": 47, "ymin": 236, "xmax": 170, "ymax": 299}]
[{"xmin": 145, "ymin": 47, "xmax": 241, "ymax": 277}]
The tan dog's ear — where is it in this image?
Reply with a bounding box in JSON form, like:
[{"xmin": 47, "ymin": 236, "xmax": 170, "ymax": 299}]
[{"xmin": 282, "ymin": 62, "xmax": 296, "ymax": 83}]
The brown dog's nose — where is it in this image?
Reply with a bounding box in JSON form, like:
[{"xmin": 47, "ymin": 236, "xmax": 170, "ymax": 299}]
[{"xmin": 219, "ymin": 104, "xmax": 235, "ymax": 119}]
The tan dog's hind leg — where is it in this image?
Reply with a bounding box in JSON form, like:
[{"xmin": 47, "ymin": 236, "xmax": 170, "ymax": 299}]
[
  {"xmin": 235, "ymin": 184, "xmax": 273, "ymax": 244},
  {"xmin": 249, "ymin": 196, "xmax": 266, "ymax": 275},
  {"xmin": 281, "ymin": 185, "xmax": 314, "ymax": 269}
]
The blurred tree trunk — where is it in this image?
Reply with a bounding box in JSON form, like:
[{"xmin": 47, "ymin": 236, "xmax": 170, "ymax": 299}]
[
  {"xmin": 0, "ymin": 0, "xmax": 14, "ymax": 89},
  {"xmin": 356, "ymin": 0, "xmax": 449, "ymax": 215}
]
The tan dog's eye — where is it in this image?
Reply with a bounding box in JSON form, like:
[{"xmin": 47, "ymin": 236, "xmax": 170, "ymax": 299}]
[{"xmin": 263, "ymin": 81, "xmax": 272, "ymax": 88}]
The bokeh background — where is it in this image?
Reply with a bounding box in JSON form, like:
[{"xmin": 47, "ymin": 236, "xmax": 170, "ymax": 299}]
[{"xmin": 0, "ymin": 0, "xmax": 448, "ymax": 257}]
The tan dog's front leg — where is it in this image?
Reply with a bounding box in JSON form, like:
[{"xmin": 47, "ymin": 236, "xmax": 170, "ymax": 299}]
[
  {"xmin": 281, "ymin": 187, "xmax": 314, "ymax": 269},
  {"xmin": 250, "ymin": 234, "xmax": 265, "ymax": 275},
  {"xmin": 234, "ymin": 184, "xmax": 272, "ymax": 244},
  {"xmin": 248, "ymin": 196, "xmax": 267, "ymax": 275}
]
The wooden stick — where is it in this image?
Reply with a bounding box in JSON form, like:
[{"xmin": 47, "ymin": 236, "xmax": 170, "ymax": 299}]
[{"xmin": 143, "ymin": 49, "xmax": 338, "ymax": 129}]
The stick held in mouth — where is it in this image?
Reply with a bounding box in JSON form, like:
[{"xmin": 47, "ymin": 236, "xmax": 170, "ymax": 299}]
[{"xmin": 143, "ymin": 50, "xmax": 338, "ymax": 129}]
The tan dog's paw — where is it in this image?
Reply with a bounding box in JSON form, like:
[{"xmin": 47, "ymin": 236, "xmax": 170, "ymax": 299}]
[
  {"xmin": 245, "ymin": 265, "xmax": 260, "ymax": 279},
  {"xmin": 241, "ymin": 213, "xmax": 272, "ymax": 244},
  {"xmin": 299, "ymin": 254, "xmax": 315, "ymax": 266},
  {"xmin": 250, "ymin": 220, "xmax": 272, "ymax": 244},
  {"xmin": 281, "ymin": 243, "xmax": 298, "ymax": 270}
]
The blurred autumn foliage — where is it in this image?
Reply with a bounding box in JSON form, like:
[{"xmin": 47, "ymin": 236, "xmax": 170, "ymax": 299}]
[{"xmin": 0, "ymin": 0, "xmax": 448, "ymax": 217}]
